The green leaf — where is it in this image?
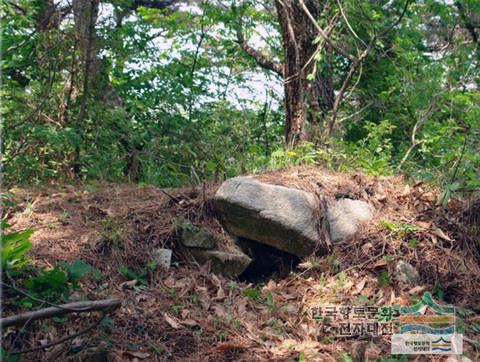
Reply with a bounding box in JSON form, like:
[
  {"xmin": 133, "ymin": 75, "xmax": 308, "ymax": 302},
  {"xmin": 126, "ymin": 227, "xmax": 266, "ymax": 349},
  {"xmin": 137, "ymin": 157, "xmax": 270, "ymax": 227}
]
[
  {"xmin": 378, "ymin": 271, "xmax": 390, "ymax": 286},
  {"xmin": 92, "ymin": 269, "xmax": 103, "ymax": 281},
  {"xmin": 2, "ymin": 229, "xmax": 33, "ymax": 272},
  {"xmin": 24, "ymin": 267, "xmax": 69, "ymax": 300},
  {"xmin": 146, "ymin": 260, "xmax": 157, "ymax": 271},
  {"xmin": 59, "ymin": 259, "xmax": 92, "ymax": 283},
  {"xmin": 243, "ymin": 288, "xmax": 260, "ymax": 300}
]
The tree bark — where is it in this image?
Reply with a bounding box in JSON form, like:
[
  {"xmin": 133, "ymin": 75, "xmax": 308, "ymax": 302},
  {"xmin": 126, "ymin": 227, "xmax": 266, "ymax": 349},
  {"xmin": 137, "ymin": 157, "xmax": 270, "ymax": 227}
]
[{"xmin": 274, "ymin": 0, "xmax": 334, "ymax": 146}]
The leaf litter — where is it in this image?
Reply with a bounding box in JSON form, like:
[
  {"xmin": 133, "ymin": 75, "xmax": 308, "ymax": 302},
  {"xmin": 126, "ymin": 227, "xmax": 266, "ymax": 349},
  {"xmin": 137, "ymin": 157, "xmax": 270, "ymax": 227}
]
[{"xmin": 4, "ymin": 166, "xmax": 480, "ymax": 361}]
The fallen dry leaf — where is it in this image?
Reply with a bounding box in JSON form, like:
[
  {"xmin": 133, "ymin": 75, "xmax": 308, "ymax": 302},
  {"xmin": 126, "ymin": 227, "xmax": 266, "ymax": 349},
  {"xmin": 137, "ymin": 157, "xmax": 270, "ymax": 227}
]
[
  {"xmin": 371, "ymin": 259, "xmax": 387, "ymax": 268},
  {"xmin": 430, "ymin": 226, "xmax": 453, "ymax": 241},
  {"xmin": 408, "ymin": 285, "xmax": 426, "ymax": 295},
  {"xmin": 163, "ymin": 276, "xmax": 176, "ymax": 287},
  {"xmin": 213, "ymin": 304, "xmax": 227, "ymax": 318},
  {"xmin": 237, "ymin": 297, "xmax": 247, "ymax": 315},
  {"xmin": 297, "ymin": 261, "xmax": 313, "ymax": 270},
  {"xmin": 415, "ymin": 221, "xmax": 430, "ymax": 230},
  {"xmin": 214, "ymin": 285, "xmax": 226, "ymax": 300},
  {"xmin": 125, "ymin": 351, "xmax": 151, "ymax": 359},
  {"xmin": 376, "ymin": 194, "xmax": 387, "ymax": 202},
  {"xmin": 120, "ymin": 279, "xmax": 138, "ymax": 289},
  {"xmin": 400, "ymin": 185, "xmax": 411, "ymax": 197},
  {"xmin": 196, "ymin": 286, "xmax": 211, "ymax": 310},
  {"xmin": 264, "ymin": 279, "xmax": 277, "ymax": 291},
  {"xmin": 355, "ymin": 278, "xmax": 367, "ymax": 294},
  {"xmin": 343, "ymin": 280, "xmax": 354, "ymax": 291},
  {"xmin": 420, "ymin": 192, "xmax": 435, "ymax": 202},
  {"xmin": 389, "ymin": 289, "xmax": 396, "ymax": 305},
  {"xmin": 163, "ymin": 313, "xmax": 180, "ymax": 329},
  {"xmin": 181, "ymin": 319, "xmax": 198, "ymax": 327}
]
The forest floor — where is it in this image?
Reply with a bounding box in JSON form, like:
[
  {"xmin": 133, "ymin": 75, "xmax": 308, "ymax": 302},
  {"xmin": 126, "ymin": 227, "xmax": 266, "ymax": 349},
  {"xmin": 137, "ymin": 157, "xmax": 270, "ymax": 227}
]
[{"xmin": 3, "ymin": 167, "xmax": 480, "ymax": 361}]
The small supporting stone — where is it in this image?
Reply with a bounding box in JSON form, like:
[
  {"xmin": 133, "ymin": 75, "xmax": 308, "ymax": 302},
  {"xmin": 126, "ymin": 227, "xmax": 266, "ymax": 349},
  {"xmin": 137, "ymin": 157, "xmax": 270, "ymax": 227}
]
[
  {"xmin": 180, "ymin": 225, "xmax": 217, "ymax": 249},
  {"xmin": 189, "ymin": 249, "xmax": 252, "ymax": 278}
]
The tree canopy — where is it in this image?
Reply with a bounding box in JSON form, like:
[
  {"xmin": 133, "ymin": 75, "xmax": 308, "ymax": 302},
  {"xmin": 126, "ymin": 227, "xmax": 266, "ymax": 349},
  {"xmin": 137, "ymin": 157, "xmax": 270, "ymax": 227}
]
[{"xmin": 2, "ymin": 0, "xmax": 479, "ymax": 195}]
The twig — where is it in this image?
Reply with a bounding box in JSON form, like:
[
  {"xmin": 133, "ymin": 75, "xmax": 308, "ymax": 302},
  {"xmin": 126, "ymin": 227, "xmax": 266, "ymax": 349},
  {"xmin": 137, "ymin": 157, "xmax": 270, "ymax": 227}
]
[
  {"xmin": 327, "ymin": 59, "xmax": 361, "ymax": 136},
  {"xmin": 336, "ymin": 101, "xmax": 372, "ymax": 125},
  {"xmin": 1, "ymin": 299, "xmax": 121, "ymax": 328},
  {"xmin": 9, "ymin": 301, "xmax": 47, "ymax": 349},
  {"xmin": 397, "ymin": 102, "xmax": 437, "ymax": 170},
  {"xmin": 234, "ymin": 2, "xmax": 283, "ymax": 76},
  {"xmin": 283, "ymin": 14, "xmax": 338, "ymax": 85},
  {"xmin": 440, "ymin": 131, "xmax": 469, "ymax": 206},
  {"xmin": 378, "ymin": 0, "xmax": 412, "ymax": 38},
  {"xmin": 298, "ymin": 0, "xmax": 355, "ymax": 62},
  {"xmin": 300, "ymin": 0, "xmax": 411, "ymax": 136},
  {"xmin": 160, "ymin": 189, "xmax": 182, "ymax": 204},
  {"xmin": 188, "ymin": 8, "xmax": 207, "ymax": 122},
  {"xmin": 335, "ymin": 0, "xmax": 366, "ymax": 47},
  {"xmin": 340, "ymin": 252, "xmax": 385, "ymax": 275}
]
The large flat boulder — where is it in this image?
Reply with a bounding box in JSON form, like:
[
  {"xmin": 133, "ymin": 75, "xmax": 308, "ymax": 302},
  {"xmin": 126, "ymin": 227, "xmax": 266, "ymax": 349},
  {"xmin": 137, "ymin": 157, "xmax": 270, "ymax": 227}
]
[{"xmin": 215, "ymin": 176, "xmax": 327, "ymax": 257}]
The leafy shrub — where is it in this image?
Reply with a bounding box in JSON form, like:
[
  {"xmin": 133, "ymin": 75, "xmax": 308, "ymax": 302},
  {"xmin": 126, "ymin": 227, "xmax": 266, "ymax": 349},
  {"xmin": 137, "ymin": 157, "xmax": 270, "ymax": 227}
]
[
  {"xmin": 267, "ymin": 142, "xmax": 330, "ymax": 171},
  {"xmin": 1, "ymin": 222, "xmax": 33, "ymax": 276},
  {"xmin": 338, "ymin": 120, "xmax": 396, "ymax": 176},
  {"xmin": 2, "ymin": 223, "xmax": 97, "ymax": 305}
]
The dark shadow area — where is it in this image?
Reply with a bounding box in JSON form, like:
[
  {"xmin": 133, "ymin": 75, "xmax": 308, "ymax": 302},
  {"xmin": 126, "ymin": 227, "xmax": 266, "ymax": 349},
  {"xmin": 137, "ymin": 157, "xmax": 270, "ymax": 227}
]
[{"xmin": 237, "ymin": 238, "xmax": 301, "ymax": 283}]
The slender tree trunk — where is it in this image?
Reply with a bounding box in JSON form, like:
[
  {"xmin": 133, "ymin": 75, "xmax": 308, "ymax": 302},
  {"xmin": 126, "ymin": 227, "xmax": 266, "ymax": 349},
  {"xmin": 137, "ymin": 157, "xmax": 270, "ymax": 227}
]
[
  {"xmin": 73, "ymin": 0, "xmax": 100, "ymax": 79},
  {"xmin": 72, "ymin": 0, "xmax": 99, "ymax": 176}
]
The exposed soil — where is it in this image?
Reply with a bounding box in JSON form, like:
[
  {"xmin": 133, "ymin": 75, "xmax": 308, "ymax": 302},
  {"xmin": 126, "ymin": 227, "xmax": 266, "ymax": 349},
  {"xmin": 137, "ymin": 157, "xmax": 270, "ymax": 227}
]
[{"xmin": 3, "ymin": 167, "xmax": 480, "ymax": 361}]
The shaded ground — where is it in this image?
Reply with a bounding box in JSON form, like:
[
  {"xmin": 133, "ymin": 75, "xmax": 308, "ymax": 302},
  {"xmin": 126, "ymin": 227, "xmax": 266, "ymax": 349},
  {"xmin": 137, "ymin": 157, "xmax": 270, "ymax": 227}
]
[{"xmin": 3, "ymin": 167, "xmax": 480, "ymax": 361}]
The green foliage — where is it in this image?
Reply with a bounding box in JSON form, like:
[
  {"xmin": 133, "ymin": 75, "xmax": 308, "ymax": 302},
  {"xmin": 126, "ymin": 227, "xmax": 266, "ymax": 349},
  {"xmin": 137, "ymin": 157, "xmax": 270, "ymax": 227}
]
[
  {"xmin": 339, "ymin": 353, "xmax": 353, "ymax": 362},
  {"xmin": 1, "ymin": 223, "xmax": 33, "ymax": 275},
  {"xmin": 59, "ymin": 259, "xmax": 96, "ymax": 286},
  {"xmin": 243, "ymin": 287, "xmax": 260, "ymax": 301},
  {"xmin": 2, "ymin": 223, "xmax": 95, "ymax": 305},
  {"xmin": 119, "ymin": 262, "xmax": 157, "ymax": 286},
  {"xmin": 267, "ymin": 142, "xmax": 330, "ymax": 171},
  {"xmin": 432, "ymin": 279, "xmax": 445, "ymax": 300},
  {"xmin": 24, "ymin": 267, "xmax": 70, "ymax": 301},
  {"xmin": 337, "ymin": 271, "xmax": 347, "ymax": 288},
  {"xmin": 407, "ymin": 237, "xmax": 419, "ymax": 248},
  {"xmin": 378, "ymin": 271, "xmax": 390, "ymax": 287},
  {"xmin": 339, "ymin": 120, "xmax": 397, "ymax": 176},
  {"xmin": 326, "ymin": 254, "xmax": 341, "ymax": 274},
  {"xmin": 380, "ymin": 220, "xmax": 418, "ymax": 236},
  {"xmin": 1, "ymin": 0, "xmax": 478, "ymax": 201},
  {"xmin": 0, "ymin": 347, "xmax": 21, "ymax": 362}
]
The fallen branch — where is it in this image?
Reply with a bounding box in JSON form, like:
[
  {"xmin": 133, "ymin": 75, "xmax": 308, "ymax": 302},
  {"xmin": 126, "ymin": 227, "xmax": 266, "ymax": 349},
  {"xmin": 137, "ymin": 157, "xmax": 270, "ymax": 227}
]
[
  {"xmin": 160, "ymin": 189, "xmax": 182, "ymax": 204},
  {"xmin": 1, "ymin": 298, "xmax": 121, "ymax": 328},
  {"xmin": 8, "ymin": 312, "xmax": 107, "ymax": 354}
]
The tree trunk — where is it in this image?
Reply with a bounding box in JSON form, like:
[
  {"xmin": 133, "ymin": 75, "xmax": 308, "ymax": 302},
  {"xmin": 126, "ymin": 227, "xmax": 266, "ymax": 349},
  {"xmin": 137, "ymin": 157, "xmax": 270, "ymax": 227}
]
[
  {"xmin": 275, "ymin": 0, "xmax": 334, "ymax": 146},
  {"xmin": 73, "ymin": 0, "xmax": 100, "ymax": 76}
]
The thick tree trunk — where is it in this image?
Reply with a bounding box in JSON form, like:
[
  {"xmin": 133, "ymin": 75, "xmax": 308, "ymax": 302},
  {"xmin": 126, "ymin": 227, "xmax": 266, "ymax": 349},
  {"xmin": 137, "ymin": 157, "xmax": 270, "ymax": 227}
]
[{"xmin": 275, "ymin": 0, "xmax": 334, "ymax": 145}]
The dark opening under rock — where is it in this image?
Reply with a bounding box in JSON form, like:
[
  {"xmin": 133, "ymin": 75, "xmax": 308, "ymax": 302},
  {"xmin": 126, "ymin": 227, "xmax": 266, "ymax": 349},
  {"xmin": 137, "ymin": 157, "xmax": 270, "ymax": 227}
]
[{"xmin": 237, "ymin": 238, "xmax": 301, "ymax": 282}]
